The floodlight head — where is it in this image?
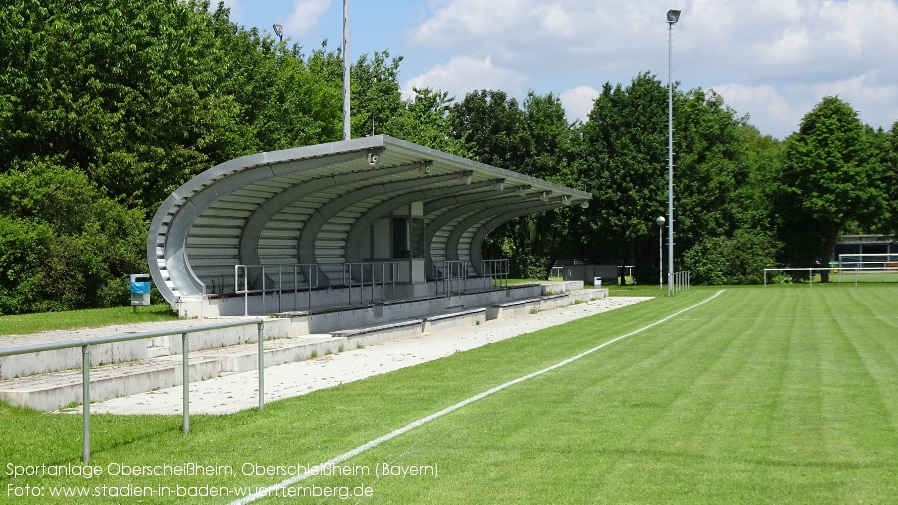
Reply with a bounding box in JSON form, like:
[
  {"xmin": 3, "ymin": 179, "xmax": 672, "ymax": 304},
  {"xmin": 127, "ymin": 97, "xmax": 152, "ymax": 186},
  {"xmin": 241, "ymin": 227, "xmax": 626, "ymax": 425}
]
[
  {"xmin": 667, "ymin": 10, "xmax": 681, "ymax": 24},
  {"xmin": 272, "ymin": 23, "xmax": 283, "ymax": 39},
  {"xmin": 656, "ymin": 216, "xmax": 666, "ymax": 227}
]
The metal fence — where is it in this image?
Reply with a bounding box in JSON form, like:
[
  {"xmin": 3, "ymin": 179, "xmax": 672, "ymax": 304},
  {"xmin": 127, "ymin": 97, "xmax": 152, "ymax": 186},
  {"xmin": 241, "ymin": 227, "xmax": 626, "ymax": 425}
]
[
  {"xmin": 669, "ymin": 270, "xmax": 690, "ymax": 294},
  {"xmin": 343, "ymin": 261, "xmax": 399, "ymax": 304},
  {"xmin": 0, "ymin": 319, "xmax": 265, "ymax": 463},
  {"xmin": 763, "ymin": 267, "xmax": 833, "ymax": 287},
  {"xmin": 235, "ymin": 264, "xmax": 319, "ymax": 316},
  {"xmin": 433, "ymin": 260, "xmax": 468, "ymax": 296},
  {"xmin": 482, "ymin": 259, "xmax": 510, "ymax": 288}
]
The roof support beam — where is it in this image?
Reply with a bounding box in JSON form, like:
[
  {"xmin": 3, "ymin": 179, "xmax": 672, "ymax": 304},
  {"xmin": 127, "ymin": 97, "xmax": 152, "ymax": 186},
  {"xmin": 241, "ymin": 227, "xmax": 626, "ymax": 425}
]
[
  {"xmin": 444, "ymin": 198, "xmax": 562, "ymax": 265},
  {"xmin": 297, "ymin": 170, "xmax": 457, "ymax": 284},
  {"xmin": 424, "ymin": 193, "xmax": 542, "ymax": 271},
  {"xmin": 343, "ymin": 180, "xmax": 503, "ymax": 264},
  {"xmin": 237, "ymin": 161, "xmax": 424, "ymax": 268},
  {"xmin": 468, "ymin": 202, "xmax": 566, "ymax": 273},
  {"xmin": 162, "ymin": 151, "xmax": 366, "ymax": 298}
]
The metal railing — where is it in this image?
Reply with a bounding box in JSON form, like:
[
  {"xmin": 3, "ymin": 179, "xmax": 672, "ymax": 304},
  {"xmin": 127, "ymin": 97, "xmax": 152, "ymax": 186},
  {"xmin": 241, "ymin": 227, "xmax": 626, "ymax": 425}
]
[
  {"xmin": 0, "ymin": 319, "xmax": 265, "ymax": 463},
  {"xmin": 668, "ymin": 270, "xmax": 690, "ymax": 294},
  {"xmin": 235, "ymin": 264, "xmax": 319, "ymax": 316},
  {"xmin": 763, "ymin": 267, "xmax": 842, "ymax": 286},
  {"xmin": 482, "ymin": 259, "xmax": 510, "ymax": 288},
  {"xmin": 434, "ymin": 260, "xmax": 468, "ymax": 297},
  {"xmin": 550, "ymin": 266, "xmax": 563, "ymax": 278},
  {"xmin": 343, "ymin": 261, "xmax": 399, "ymax": 304}
]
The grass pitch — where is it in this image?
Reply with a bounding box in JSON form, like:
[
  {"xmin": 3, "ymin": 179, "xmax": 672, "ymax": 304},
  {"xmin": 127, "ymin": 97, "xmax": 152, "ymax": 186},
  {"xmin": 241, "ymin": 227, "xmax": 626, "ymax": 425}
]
[
  {"xmin": 2, "ymin": 285, "xmax": 897, "ymax": 504},
  {"xmin": 0, "ymin": 304, "xmax": 178, "ymax": 337}
]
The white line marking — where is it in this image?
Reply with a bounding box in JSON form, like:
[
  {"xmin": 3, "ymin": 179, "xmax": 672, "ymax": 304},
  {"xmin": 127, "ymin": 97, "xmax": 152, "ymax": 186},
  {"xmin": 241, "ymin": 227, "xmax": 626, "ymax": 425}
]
[{"xmin": 226, "ymin": 290, "xmax": 725, "ymax": 505}]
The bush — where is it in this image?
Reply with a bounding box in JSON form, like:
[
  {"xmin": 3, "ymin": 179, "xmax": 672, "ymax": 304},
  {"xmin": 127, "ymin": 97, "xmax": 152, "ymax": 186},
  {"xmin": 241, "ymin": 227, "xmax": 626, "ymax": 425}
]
[
  {"xmin": 0, "ymin": 158, "xmax": 147, "ymax": 314},
  {"xmin": 683, "ymin": 229, "xmax": 780, "ymax": 285}
]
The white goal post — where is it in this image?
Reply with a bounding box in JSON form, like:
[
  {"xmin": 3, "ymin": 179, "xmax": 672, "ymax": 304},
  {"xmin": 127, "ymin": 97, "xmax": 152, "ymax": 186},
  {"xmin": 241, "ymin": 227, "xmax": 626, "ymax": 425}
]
[{"xmin": 837, "ymin": 253, "xmax": 898, "ymax": 284}]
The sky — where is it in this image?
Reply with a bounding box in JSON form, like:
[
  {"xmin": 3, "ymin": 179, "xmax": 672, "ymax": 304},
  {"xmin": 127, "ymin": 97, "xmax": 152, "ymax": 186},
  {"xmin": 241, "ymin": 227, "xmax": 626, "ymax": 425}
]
[{"xmin": 218, "ymin": 0, "xmax": 898, "ymax": 140}]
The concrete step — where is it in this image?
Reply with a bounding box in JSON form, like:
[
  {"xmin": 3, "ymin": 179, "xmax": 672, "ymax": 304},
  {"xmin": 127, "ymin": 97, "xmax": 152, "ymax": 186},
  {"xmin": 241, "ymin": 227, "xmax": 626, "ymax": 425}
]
[
  {"xmin": 0, "ymin": 289, "xmax": 606, "ymax": 411},
  {"xmin": 0, "ymin": 318, "xmax": 291, "ymax": 379},
  {"xmin": 0, "ymin": 357, "xmax": 221, "ymax": 412},
  {"xmin": 194, "ymin": 335, "xmax": 343, "ymax": 373},
  {"xmin": 0, "ymin": 335, "xmax": 346, "ymax": 411}
]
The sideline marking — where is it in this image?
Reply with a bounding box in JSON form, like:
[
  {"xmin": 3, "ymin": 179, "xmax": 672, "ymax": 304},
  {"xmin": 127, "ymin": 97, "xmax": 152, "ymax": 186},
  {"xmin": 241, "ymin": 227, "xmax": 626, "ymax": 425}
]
[{"xmin": 226, "ymin": 290, "xmax": 725, "ymax": 505}]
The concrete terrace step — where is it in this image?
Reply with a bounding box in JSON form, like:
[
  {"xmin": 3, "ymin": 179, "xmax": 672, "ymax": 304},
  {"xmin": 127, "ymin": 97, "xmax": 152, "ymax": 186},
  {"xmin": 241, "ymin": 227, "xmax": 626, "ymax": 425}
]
[
  {"xmin": 0, "ymin": 335, "xmax": 342, "ymax": 411},
  {"xmin": 0, "ymin": 356, "xmax": 221, "ymax": 412},
  {"xmin": 331, "ymin": 319, "xmax": 424, "ymax": 347},
  {"xmin": 329, "ymin": 308, "xmax": 489, "ymax": 347},
  {"xmin": 194, "ymin": 335, "xmax": 342, "ymax": 373},
  {"xmin": 0, "ymin": 287, "xmax": 609, "ymax": 411},
  {"xmin": 0, "ymin": 317, "xmax": 290, "ymax": 379}
]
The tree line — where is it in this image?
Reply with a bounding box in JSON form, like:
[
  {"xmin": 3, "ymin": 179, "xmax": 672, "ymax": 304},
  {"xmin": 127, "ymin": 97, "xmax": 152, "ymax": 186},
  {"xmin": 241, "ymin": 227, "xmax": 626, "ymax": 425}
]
[{"xmin": 0, "ymin": 0, "xmax": 896, "ymax": 313}]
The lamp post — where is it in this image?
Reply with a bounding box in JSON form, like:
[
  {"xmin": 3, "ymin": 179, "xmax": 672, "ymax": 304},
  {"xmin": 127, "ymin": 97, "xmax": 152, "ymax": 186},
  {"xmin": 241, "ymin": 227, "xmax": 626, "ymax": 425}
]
[
  {"xmin": 666, "ymin": 9, "xmax": 680, "ymax": 296},
  {"xmin": 342, "ymin": 0, "xmax": 351, "ymax": 140},
  {"xmin": 656, "ymin": 216, "xmax": 666, "ymax": 290}
]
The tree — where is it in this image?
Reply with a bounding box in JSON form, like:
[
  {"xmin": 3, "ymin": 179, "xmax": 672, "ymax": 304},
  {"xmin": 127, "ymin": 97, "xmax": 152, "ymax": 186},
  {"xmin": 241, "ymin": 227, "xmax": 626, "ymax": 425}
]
[
  {"xmin": 871, "ymin": 121, "xmax": 898, "ymax": 235},
  {"xmin": 777, "ymin": 97, "xmax": 885, "ymax": 280},
  {"xmin": 351, "ymin": 51, "xmax": 404, "ymax": 138},
  {"xmin": 448, "ymin": 90, "xmax": 579, "ymax": 278},
  {"xmin": 382, "ymin": 87, "xmax": 469, "ymax": 156},
  {"xmin": 683, "ymin": 229, "xmax": 780, "ymax": 285},
  {"xmin": 575, "ymin": 74, "xmax": 670, "ymax": 280},
  {"xmin": 0, "ymin": 157, "xmax": 146, "ymax": 314}
]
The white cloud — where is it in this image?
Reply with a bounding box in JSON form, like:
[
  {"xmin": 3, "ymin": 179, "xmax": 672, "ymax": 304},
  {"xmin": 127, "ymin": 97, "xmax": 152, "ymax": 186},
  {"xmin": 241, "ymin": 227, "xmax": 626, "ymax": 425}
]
[
  {"xmin": 709, "ymin": 84, "xmax": 804, "ymax": 138},
  {"xmin": 283, "ymin": 0, "xmax": 332, "ymax": 38},
  {"xmin": 712, "ymin": 73, "xmax": 898, "ymax": 138},
  {"xmin": 402, "ymin": 55, "xmax": 527, "ymax": 101},
  {"xmin": 559, "ymin": 86, "xmax": 600, "ymax": 123},
  {"xmin": 811, "ymin": 72, "xmax": 898, "ymax": 130},
  {"xmin": 401, "ymin": 0, "xmax": 898, "ymax": 136}
]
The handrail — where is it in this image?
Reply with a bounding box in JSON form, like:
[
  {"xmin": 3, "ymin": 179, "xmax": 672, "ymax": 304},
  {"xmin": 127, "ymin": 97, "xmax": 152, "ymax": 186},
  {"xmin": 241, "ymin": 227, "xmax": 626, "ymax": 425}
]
[
  {"xmin": 235, "ymin": 264, "xmax": 319, "ymax": 316},
  {"xmin": 482, "ymin": 259, "xmax": 510, "ymax": 288},
  {"xmin": 762, "ymin": 267, "xmax": 835, "ymax": 287},
  {"xmin": 668, "ymin": 270, "xmax": 690, "ymax": 294},
  {"xmin": 0, "ymin": 318, "xmax": 265, "ymax": 464},
  {"xmin": 343, "ymin": 261, "xmax": 399, "ymax": 304},
  {"xmin": 434, "ymin": 260, "xmax": 468, "ymax": 297}
]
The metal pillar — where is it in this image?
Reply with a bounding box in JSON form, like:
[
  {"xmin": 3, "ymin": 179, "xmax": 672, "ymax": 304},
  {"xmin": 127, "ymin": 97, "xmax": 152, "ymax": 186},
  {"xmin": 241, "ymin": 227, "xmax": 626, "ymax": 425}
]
[
  {"xmin": 258, "ymin": 322, "xmax": 265, "ymax": 412},
  {"xmin": 667, "ymin": 19, "xmax": 675, "ymax": 296},
  {"xmin": 182, "ymin": 331, "xmax": 190, "ymax": 435},
  {"xmin": 82, "ymin": 344, "xmax": 90, "ymax": 463},
  {"xmin": 342, "ymin": 0, "xmax": 351, "ymax": 140},
  {"xmin": 659, "ymin": 225, "xmax": 664, "ymax": 290}
]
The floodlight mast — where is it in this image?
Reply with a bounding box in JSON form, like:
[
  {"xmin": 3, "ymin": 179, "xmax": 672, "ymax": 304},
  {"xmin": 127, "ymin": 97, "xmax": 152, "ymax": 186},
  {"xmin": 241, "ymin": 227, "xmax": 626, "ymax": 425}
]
[
  {"xmin": 342, "ymin": 0, "xmax": 351, "ymax": 141},
  {"xmin": 656, "ymin": 216, "xmax": 666, "ymax": 290},
  {"xmin": 667, "ymin": 9, "xmax": 680, "ymax": 296}
]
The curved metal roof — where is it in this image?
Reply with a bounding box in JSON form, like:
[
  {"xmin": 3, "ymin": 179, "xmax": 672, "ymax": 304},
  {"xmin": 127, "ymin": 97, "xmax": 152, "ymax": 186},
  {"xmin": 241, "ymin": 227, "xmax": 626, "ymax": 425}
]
[{"xmin": 148, "ymin": 135, "xmax": 591, "ymax": 304}]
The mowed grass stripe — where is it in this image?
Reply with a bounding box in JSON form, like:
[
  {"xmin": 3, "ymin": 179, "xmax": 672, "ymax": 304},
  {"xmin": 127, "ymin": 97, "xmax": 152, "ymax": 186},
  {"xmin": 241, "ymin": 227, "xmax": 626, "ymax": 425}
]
[
  {"xmin": 821, "ymin": 288, "xmax": 898, "ymax": 459},
  {"xmin": 227, "ymin": 292, "xmax": 726, "ymax": 504},
  {"xmin": 305, "ymin": 287, "xmax": 898, "ymax": 504},
  {"xmin": 0, "ymin": 293, "xmax": 715, "ymax": 504},
  {"xmin": 3, "ymin": 287, "xmax": 897, "ymax": 504}
]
